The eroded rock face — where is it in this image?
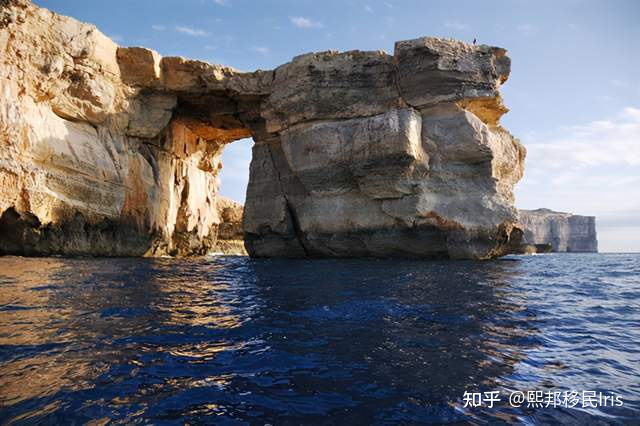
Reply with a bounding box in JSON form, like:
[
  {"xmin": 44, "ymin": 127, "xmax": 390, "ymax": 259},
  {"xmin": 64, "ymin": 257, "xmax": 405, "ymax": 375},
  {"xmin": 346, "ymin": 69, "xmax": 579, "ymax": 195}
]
[
  {"xmin": 213, "ymin": 197, "xmax": 246, "ymax": 255},
  {"xmin": 518, "ymin": 209, "xmax": 598, "ymax": 253},
  {"xmin": 0, "ymin": 0, "xmax": 526, "ymax": 259},
  {"xmin": 243, "ymin": 38, "xmax": 525, "ymax": 259},
  {"xmin": 0, "ymin": 0, "xmax": 235, "ymax": 256}
]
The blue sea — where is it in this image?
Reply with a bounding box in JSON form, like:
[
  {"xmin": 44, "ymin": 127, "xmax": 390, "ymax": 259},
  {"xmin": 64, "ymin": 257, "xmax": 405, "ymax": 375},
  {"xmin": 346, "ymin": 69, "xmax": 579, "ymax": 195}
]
[{"xmin": 0, "ymin": 253, "xmax": 638, "ymax": 425}]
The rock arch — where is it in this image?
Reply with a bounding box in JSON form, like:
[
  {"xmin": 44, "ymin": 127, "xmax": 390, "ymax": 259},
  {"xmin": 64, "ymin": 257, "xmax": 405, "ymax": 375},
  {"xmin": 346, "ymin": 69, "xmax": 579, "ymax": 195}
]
[{"xmin": 0, "ymin": 0, "xmax": 525, "ymax": 259}]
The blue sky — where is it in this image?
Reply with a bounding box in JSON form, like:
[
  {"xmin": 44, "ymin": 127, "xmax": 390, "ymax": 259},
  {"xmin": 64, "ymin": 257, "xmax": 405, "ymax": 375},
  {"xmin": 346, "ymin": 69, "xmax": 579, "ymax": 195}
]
[{"xmin": 36, "ymin": 0, "xmax": 640, "ymax": 252}]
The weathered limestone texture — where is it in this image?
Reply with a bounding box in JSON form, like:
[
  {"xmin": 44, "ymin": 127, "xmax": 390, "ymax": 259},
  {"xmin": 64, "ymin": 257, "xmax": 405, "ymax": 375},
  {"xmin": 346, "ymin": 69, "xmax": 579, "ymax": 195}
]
[
  {"xmin": 213, "ymin": 197, "xmax": 247, "ymax": 255},
  {"xmin": 518, "ymin": 209, "xmax": 598, "ymax": 253},
  {"xmin": 243, "ymin": 40, "xmax": 525, "ymax": 259},
  {"xmin": 0, "ymin": 0, "xmax": 242, "ymax": 256},
  {"xmin": 0, "ymin": 0, "xmax": 526, "ymax": 259}
]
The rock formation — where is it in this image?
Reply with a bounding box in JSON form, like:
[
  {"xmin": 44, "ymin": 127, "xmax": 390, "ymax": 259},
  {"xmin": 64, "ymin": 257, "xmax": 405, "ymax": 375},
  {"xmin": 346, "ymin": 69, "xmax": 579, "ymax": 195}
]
[
  {"xmin": 518, "ymin": 209, "xmax": 598, "ymax": 253},
  {"xmin": 0, "ymin": 0, "xmax": 526, "ymax": 259},
  {"xmin": 213, "ymin": 197, "xmax": 246, "ymax": 255}
]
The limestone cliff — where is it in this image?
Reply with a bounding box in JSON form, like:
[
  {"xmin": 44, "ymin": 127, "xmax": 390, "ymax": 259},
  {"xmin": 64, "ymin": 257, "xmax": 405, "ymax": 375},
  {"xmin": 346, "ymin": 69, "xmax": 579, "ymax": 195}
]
[
  {"xmin": 0, "ymin": 0, "xmax": 245, "ymax": 256},
  {"xmin": 213, "ymin": 197, "xmax": 246, "ymax": 255},
  {"xmin": 0, "ymin": 0, "xmax": 526, "ymax": 259},
  {"xmin": 518, "ymin": 209, "xmax": 598, "ymax": 253},
  {"xmin": 242, "ymin": 39, "xmax": 525, "ymax": 259}
]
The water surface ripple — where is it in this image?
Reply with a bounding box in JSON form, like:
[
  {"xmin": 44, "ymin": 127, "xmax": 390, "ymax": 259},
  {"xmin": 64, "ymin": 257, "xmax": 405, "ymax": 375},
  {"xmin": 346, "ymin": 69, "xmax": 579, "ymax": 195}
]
[{"xmin": 0, "ymin": 253, "xmax": 638, "ymax": 424}]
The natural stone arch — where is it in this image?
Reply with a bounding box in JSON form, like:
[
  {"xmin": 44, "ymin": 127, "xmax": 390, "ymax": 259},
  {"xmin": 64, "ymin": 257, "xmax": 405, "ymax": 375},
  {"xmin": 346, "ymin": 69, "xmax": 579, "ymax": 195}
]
[{"xmin": 0, "ymin": 0, "xmax": 526, "ymax": 259}]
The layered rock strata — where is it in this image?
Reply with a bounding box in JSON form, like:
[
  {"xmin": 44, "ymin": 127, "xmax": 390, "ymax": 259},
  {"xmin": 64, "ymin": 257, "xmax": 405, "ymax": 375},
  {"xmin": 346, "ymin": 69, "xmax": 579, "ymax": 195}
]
[
  {"xmin": 518, "ymin": 209, "xmax": 598, "ymax": 253},
  {"xmin": 213, "ymin": 197, "xmax": 246, "ymax": 255},
  {"xmin": 0, "ymin": 0, "xmax": 526, "ymax": 259}
]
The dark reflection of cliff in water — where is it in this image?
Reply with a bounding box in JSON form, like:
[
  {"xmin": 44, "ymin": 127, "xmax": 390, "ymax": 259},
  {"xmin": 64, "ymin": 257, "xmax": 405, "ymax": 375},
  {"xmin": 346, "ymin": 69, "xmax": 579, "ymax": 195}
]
[{"xmin": 245, "ymin": 258, "xmax": 539, "ymax": 423}]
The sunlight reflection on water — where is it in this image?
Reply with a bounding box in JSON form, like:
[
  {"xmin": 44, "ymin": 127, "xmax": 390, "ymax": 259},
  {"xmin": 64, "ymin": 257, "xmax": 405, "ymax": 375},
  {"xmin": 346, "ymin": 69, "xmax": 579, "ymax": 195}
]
[{"xmin": 0, "ymin": 253, "xmax": 638, "ymax": 424}]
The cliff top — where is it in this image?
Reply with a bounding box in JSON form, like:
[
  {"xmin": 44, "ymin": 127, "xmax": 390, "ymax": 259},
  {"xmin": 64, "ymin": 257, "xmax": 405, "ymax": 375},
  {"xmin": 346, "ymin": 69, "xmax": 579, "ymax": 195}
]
[{"xmin": 520, "ymin": 208, "xmax": 596, "ymax": 219}]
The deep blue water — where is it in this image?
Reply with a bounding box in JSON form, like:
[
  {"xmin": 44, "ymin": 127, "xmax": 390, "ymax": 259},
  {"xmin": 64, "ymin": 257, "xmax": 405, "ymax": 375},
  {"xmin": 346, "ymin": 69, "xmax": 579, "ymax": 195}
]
[{"xmin": 0, "ymin": 253, "xmax": 638, "ymax": 425}]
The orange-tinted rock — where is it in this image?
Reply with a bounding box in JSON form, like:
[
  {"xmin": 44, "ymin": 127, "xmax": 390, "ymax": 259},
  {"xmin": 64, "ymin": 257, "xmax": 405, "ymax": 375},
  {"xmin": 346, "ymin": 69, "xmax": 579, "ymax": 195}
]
[{"xmin": 1, "ymin": 0, "xmax": 527, "ymax": 259}]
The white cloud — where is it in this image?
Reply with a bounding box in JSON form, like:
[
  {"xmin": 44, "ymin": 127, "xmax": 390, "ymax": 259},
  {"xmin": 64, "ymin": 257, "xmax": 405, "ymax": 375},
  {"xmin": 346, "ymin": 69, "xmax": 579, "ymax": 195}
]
[
  {"xmin": 289, "ymin": 16, "xmax": 323, "ymax": 29},
  {"xmin": 151, "ymin": 25, "xmax": 166, "ymax": 31},
  {"xmin": 213, "ymin": 0, "xmax": 228, "ymax": 5},
  {"xmin": 517, "ymin": 107, "xmax": 640, "ymax": 252},
  {"xmin": 524, "ymin": 107, "xmax": 640, "ymax": 170},
  {"xmin": 175, "ymin": 26, "xmax": 210, "ymax": 37},
  {"xmin": 445, "ymin": 20, "xmax": 469, "ymax": 31},
  {"xmin": 250, "ymin": 46, "xmax": 270, "ymax": 55},
  {"xmin": 383, "ymin": 2, "xmax": 393, "ymax": 8},
  {"xmin": 623, "ymin": 106, "xmax": 640, "ymax": 121},
  {"xmin": 517, "ymin": 23, "xmax": 540, "ymax": 35},
  {"xmin": 365, "ymin": 4, "xmax": 373, "ymax": 13}
]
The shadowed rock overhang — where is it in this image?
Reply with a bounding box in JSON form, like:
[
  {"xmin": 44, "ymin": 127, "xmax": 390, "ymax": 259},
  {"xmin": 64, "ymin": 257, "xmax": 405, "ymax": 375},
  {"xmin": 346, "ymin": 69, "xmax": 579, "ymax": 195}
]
[{"xmin": 0, "ymin": 0, "xmax": 526, "ymax": 259}]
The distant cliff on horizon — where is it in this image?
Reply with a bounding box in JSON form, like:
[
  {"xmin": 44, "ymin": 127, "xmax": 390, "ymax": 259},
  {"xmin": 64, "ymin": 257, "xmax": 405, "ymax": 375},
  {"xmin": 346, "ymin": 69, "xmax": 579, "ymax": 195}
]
[{"xmin": 518, "ymin": 209, "xmax": 598, "ymax": 253}]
